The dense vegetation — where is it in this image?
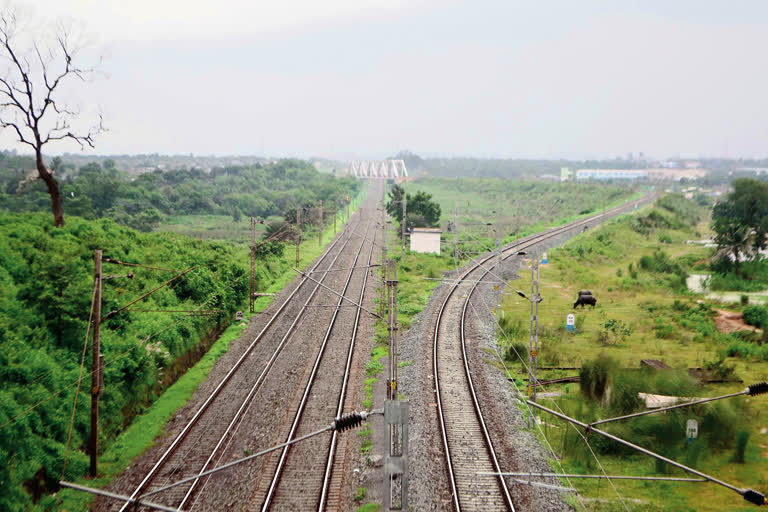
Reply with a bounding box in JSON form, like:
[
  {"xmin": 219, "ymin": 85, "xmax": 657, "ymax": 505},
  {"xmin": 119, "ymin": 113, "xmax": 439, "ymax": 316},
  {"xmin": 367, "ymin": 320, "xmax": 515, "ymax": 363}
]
[
  {"xmin": 0, "ymin": 213, "xmax": 268, "ymax": 510},
  {"xmin": 0, "ymin": 157, "xmax": 359, "ymax": 231}
]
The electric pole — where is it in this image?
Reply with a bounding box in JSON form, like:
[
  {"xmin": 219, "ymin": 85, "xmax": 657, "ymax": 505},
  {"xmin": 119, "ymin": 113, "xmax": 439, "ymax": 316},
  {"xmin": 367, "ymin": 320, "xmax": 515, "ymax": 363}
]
[
  {"xmin": 454, "ymin": 200, "xmax": 459, "ymax": 265},
  {"xmin": 250, "ymin": 218, "xmax": 257, "ymax": 313},
  {"xmin": 385, "ymin": 258, "xmax": 408, "ymax": 510},
  {"xmin": 90, "ymin": 249, "xmax": 103, "ymax": 477},
  {"xmin": 334, "ymin": 198, "xmax": 337, "ymax": 234},
  {"xmin": 401, "ymin": 196, "xmax": 406, "ymax": 259},
  {"xmin": 528, "ymin": 253, "xmax": 540, "ymax": 427},
  {"xmin": 296, "ymin": 206, "xmax": 301, "ymax": 268},
  {"xmin": 318, "ymin": 200, "xmax": 323, "ymax": 247}
]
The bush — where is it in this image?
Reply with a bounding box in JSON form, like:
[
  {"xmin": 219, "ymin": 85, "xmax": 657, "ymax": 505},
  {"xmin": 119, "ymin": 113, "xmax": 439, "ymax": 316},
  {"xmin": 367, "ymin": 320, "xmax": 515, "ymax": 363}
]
[
  {"xmin": 743, "ymin": 305, "xmax": 768, "ymax": 328},
  {"xmin": 741, "ymin": 294, "xmax": 750, "ymax": 306},
  {"xmin": 580, "ymin": 354, "xmax": 617, "ymax": 401},
  {"xmin": 506, "ymin": 342, "xmax": 528, "ymax": 365},
  {"xmin": 733, "ymin": 430, "xmax": 750, "ymax": 463}
]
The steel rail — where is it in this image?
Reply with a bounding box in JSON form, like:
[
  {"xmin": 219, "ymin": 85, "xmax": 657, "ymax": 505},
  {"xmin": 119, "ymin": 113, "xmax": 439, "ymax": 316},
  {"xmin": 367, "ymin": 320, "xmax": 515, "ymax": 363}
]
[
  {"xmin": 174, "ymin": 218, "xmax": 365, "ymax": 508},
  {"xmin": 119, "ymin": 212, "xmax": 363, "ymax": 512},
  {"xmin": 318, "ymin": 209, "xmax": 377, "ymax": 511},
  {"xmin": 433, "ymin": 195, "xmax": 651, "ymax": 511},
  {"xmin": 261, "ymin": 216, "xmax": 375, "ymax": 510}
]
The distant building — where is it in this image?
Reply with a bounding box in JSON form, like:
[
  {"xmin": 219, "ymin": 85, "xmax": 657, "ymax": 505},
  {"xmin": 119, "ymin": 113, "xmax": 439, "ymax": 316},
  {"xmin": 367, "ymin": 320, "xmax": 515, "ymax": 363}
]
[
  {"xmin": 575, "ymin": 168, "xmax": 707, "ymax": 181},
  {"xmin": 735, "ymin": 167, "xmax": 768, "ymax": 175},
  {"xmin": 646, "ymin": 168, "xmax": 707, "ymax": 181},
  {"xmin": 560, "ymin": 167, "xmax": 573, "ymax": 181},
  {"xmin": 410, "ymin": 228, "xmax": 442, "ymax": 255},
  {"xmin": 576, "ymin": 169, "xmax": 648, "ymax": 180}
]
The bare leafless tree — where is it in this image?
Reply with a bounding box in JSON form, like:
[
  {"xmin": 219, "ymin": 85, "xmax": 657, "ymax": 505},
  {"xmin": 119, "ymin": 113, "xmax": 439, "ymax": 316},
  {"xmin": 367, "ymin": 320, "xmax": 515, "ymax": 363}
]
[{"xmin": 0, "ymin": 10, "xmax": 104, "ymax": 226}]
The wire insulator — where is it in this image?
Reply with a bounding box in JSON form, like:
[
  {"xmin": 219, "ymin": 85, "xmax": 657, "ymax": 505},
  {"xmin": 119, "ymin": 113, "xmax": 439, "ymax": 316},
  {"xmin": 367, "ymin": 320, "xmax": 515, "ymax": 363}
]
[
  {"xmin": 748, "ymin": 381, "xmax": 768, "ymax": 396},
  {"xmin": 334, "ymin": 412, "xmax": 365, "ymax": 432},
  {"xmin": 743, "ymin": 489, "xmax": 766, "ymax": 505}
]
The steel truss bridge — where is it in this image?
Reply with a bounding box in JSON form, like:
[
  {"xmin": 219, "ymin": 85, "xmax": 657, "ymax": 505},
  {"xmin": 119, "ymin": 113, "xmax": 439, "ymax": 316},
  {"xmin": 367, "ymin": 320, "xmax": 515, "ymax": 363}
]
[{"xmin": 349, "ymin": 159, "xmax": 408, "ymax": 179}]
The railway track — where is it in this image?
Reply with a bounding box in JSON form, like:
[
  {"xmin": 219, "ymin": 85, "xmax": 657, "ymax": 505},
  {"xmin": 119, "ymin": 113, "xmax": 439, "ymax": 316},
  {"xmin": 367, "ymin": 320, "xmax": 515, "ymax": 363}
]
[
  {"xmin": 433, "ymin": 196, "xmax": 650, "ymax": 512},
  {"xmin": 253, "ymin": 202, "xmax": 378, "ymax": 510},
  {"xmin": 111, "ymin": 186, "xmax": 382, "ymax": 511}
]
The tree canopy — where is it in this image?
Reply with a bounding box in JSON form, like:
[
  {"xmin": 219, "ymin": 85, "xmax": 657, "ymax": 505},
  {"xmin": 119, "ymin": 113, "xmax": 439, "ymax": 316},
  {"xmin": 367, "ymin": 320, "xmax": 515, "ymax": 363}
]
[
  {"xmin": 712, "ymin": 178, "xmax": 768, "ymax": 271},
  {"xmin": 386, "ymin": 184, "xmax": 441, "ymax": 231},
  {"xmin": 1, "ymin": 158, "xmax": 359, "ymax": 232}
]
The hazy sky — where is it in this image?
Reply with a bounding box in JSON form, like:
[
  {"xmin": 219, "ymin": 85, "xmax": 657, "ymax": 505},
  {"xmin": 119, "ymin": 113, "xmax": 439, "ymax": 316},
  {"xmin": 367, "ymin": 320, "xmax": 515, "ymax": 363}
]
[{"xmin": 3, "ymin": 0, "xmax": 768, "ymax": 159}]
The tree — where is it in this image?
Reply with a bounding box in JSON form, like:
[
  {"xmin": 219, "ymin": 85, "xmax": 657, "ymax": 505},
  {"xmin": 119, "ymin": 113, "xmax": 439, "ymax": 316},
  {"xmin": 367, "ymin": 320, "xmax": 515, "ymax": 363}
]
[
  {"xmin": 0, "ymin": 11, "xmax": 104, "ymax": 227},
  {"xmin": 712, "ymin": 178, "xmax": 768, "ymax": 270},
  {"xmin": 386, "ymin": 185, "xmax": 441, "ymax": 229},
  {"xmin": 386, "ymin": 184, "xmax": 405, "ymax": 222}
]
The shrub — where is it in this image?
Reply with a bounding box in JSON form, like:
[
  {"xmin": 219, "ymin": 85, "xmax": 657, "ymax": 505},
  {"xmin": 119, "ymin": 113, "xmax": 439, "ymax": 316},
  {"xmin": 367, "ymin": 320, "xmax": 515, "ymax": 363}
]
[
  {"xmin": 580, "ymin": 354, "xmax": 617, "ymax": 401},
  {"xmin": 654, "ymin": 319, "xmax": 675, "ymax": 339},
  {"xmin": 602, "ymin": 318, "xmax": 632, "ymax": 345},
  {"xmin": 733, "ymin": 430, "xmax": 750, "ymax": 463},
  {"xmin": 743, "ymin": 305, "xmax": 768, "ymax": 328},
  {"xmin": 741, "ymin": 294, "xmax": 750, "ymax": 306},
  {"xmin": 506, "ymin": 342, "xmax": 528, "ymax": 365}
]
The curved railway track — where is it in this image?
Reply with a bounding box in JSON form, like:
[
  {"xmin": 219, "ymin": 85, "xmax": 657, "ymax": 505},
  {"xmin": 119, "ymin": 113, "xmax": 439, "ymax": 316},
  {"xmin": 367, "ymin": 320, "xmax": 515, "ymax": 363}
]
[
  {"xmin": 113, "ymin": 189, "xmax": 380, "ymax": 512},
  {"xmin": 433, "ymin": 197, "xmax": 650, "ymax": 512}
]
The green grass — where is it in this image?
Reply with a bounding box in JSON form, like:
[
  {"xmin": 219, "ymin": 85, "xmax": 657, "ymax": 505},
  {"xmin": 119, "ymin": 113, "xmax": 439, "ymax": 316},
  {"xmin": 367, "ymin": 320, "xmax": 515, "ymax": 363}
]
[
  {"xmin": 43, "ymin": 185, "xmax": 369, "ymax": 511},
  {"xmin": 401, "ymin": 177, "xmax": 640, "ymax": 241},
  {"xmin": 356, "ymin": 504, "xmax": 381, "ymax": 512},
  {"xmin": 496, "ymin": 199, "xmax": 768, "ymax": 511}
]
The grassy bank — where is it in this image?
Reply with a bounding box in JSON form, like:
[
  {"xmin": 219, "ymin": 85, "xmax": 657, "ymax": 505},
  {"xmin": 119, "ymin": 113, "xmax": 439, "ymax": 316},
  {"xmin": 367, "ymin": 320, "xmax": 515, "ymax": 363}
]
[{"xmin": 497, "ymin": 196, "xmax": 768, "ymax": 511}]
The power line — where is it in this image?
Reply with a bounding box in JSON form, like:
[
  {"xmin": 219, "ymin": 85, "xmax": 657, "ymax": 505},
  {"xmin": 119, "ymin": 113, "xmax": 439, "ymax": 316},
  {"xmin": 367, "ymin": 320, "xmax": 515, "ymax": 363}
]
[{"xmin": 526, "ymin": 400, "xmax": 767, "ymax": 506}]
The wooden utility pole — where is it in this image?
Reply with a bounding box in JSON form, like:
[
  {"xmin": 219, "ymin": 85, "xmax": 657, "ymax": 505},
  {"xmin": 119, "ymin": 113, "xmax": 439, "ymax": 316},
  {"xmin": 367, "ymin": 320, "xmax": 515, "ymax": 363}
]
[
  {"xmin": 318, "ymin": 200, "xmax": 323, "ymax": 247},
  {"xmin": 296, "ymin": 206, "xmax": 301, "ymax": 268},
  {"xmin": 249, "ymin": 217, "xmax": 257, "ymax": 313},
  {"xmin": 90, "ymin": 249, "xmax": 103, "ymax": 477},
  {"xmin": 401, "ymin": 196, "xmax": 406, "ymax": 259}
]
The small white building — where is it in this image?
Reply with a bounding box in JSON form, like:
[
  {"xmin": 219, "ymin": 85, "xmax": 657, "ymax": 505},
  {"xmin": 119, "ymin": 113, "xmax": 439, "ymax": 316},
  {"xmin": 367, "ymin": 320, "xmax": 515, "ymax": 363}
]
[{"xmin": 410, "ymin": 228, "xmax": 442, "ymax": 255}]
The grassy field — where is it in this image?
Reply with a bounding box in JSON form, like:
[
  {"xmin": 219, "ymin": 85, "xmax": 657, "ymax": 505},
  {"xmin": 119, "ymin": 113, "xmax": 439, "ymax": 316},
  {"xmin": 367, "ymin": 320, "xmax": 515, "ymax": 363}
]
[
  {"xmin": 156, "ymin": 185, "xmax": 365, "ymax": 242},
  {"xmin": 496, "ymin": 198, "xmax": 768, "ymax": 511},
  {"xmin": 401, "ymin": 177, "xmax": 642, "ymax": 242}
]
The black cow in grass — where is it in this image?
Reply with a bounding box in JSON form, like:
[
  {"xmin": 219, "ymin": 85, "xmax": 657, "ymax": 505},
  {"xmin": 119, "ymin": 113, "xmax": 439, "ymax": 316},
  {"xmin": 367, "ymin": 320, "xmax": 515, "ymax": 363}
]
[{"xmin": 574, "ymin": 291, "xmax": 597, "ymax": 308}]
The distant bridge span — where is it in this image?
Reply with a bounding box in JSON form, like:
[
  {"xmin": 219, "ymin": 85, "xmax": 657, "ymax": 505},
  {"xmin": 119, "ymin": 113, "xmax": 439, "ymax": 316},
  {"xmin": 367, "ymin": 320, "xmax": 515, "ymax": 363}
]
[{"xmin": 349, "ymin": 159, "xmax": 408, "ymax": 179}]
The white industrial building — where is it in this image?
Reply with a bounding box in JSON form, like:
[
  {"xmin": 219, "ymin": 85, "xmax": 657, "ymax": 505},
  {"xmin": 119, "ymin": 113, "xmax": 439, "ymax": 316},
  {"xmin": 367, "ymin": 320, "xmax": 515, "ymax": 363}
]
[{"xmin": 410, "ymin": 228, "xmax": 442, "ymax": 255}]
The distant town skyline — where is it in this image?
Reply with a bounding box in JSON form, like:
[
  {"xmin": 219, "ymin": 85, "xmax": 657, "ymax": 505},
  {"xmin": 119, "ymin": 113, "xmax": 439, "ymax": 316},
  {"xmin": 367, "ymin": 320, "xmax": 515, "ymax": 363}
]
[{"xmin": 1, "ymin": 0, "xmax": 767, "ymax": 160}]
